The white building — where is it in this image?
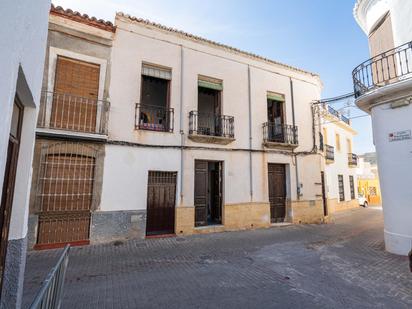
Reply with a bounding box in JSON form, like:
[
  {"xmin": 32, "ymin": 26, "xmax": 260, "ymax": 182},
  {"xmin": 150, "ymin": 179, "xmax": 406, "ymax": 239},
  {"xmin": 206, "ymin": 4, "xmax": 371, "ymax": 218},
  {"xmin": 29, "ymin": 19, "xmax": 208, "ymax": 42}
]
[
  {"xmin": 28, "ymin": 7, "xmax": 328, "ymax": 248},
  {"xmin": 353, "ymin": 0, "xmax": 412, "ymax": 255},
  {"xmin": 102, "ymin": 12, "xmax": 325, "ymax": 237},
  {"xmin": 319, "ymin": 103, "xmax": 359, "ymax": 215},
  {"xmin": 0, "ymin": 0, "xmax": 50, "ymax": 306}
]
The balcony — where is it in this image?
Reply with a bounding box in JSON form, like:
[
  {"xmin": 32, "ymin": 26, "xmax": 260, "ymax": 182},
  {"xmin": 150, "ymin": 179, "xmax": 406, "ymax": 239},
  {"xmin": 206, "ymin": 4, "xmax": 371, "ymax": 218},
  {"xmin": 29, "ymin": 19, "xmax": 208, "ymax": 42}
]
[
  {"xmin": 135, "ymin": 103, "xmax": 174, "ymax": 133},
  {"xmin": 188, "ymin": 111, "xmax": 235, "ymax": 144},
  {"xmin": 322, "ymin": 103, "xmax": 350, "ymax": 126},
  {"xmin": 37, "ymin": 91, "xmax": 109, "ymax": 139},
  {"xmin": 262, "ymin": 123, "xmax": 298, "ymax": 148},
  {"xmin": 353, "ymin": 41, "xmax": 412, "ymax": 99},
  {"xmin": 348, "ymin": 153, "xmax": 358, "ymax": 167},
  {"xmin": 325, "ymin": 144, "xmax": 334, "ymax": 163}
]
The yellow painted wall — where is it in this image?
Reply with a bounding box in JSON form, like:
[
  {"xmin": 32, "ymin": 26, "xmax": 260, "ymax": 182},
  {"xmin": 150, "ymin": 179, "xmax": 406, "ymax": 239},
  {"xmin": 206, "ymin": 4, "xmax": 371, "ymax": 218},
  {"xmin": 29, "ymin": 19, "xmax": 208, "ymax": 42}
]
[{"xmin": 358, "ymin": 178, "xmax": 381, "ymax": 205}]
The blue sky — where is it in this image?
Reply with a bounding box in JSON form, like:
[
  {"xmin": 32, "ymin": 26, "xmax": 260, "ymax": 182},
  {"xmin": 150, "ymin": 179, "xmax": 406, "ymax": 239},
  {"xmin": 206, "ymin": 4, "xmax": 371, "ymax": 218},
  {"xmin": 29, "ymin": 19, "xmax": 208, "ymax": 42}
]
[{"xmin": 54, "ymin": 0, "xmax": 375, "ymax": 154}]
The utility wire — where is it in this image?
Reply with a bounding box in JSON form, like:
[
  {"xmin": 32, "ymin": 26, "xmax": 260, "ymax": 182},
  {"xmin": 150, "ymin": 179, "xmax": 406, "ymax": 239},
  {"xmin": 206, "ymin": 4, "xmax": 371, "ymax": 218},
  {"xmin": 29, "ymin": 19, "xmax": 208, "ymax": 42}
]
[
  {"xmin": 317, "ymin": 114, "xmax": 370, "ymax": 125},
  {"xmin": 313, "ymin": 92, "xmax": 355, "ymax": 105}
]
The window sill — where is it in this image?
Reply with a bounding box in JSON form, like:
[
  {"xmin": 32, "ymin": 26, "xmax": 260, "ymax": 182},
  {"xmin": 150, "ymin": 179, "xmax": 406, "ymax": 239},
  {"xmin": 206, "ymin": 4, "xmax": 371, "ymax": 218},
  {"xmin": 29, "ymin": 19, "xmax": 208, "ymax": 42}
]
[{"xmin": 188, "ymin": 134, "xmax": 235, "ymax": 145}]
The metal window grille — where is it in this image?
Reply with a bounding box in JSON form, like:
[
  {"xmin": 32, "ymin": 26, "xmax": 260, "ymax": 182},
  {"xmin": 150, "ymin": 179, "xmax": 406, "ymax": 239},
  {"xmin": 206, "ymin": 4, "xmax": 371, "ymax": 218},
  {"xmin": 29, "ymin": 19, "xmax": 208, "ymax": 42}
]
[
  {"xmin": 349, "ymin": 176, "xmax": 355, "ymax": 200},
  {"xmin": 35, "ymin": 142, "xmax": 98, "ymax": 245},
  {"xmin": 338, "ymin": 175, "xmax": 345, "ymax": 202}
]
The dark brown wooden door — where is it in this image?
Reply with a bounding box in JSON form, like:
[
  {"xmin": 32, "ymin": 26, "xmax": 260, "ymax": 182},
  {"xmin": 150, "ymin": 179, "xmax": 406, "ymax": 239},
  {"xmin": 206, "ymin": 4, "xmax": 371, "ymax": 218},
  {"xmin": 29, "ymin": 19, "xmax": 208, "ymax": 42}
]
[
  {"xmin": 146, "ymin": 171, "xmax": 177, "ymax": 236},
  {"xmin": 194, "ymin": 161, "xmax": 208, "ymax": 226},
  {"xmin": 0, "ymin": 99, "xmax": 23, "ymax": 288},
  {"xmin": 51, "ymin": 56, "xmax": 100, "ymax": 132},
  {"xmin": 321, "ymin": 172, "xmax": 328, "ymax": 216},
  {"xmin": 268, "ymin": 164, "xmax": 286, "ymax": 223},
  {"xmin": 37, "ymin": 154, "xmax": 95, "ymax": 249}
]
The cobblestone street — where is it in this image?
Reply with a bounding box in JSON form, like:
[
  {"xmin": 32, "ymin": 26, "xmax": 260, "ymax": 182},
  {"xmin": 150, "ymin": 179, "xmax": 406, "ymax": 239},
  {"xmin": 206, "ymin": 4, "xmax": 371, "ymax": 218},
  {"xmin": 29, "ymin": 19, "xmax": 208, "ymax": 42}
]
[{"xmin": 23, "ymin": 208, "xmax": 411, "ymax": 308}]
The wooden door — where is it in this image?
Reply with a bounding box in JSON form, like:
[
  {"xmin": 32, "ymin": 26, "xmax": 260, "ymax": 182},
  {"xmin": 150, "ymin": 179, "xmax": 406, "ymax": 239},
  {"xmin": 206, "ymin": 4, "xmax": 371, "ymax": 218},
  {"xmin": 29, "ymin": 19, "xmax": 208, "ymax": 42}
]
[
  {"xmin": 0, "ymin": 99, "xmax": 23, "ymax": 288},
  {"xmin": 211, "ymin": 162, "xmax": 223, "ymax": 223},
  {"xmin": 37, "ymin": 153, "xmax": 95, "ymax": 249},
  {"xmin": 146, "ymin": 171, "xmax": 177, "ymax": 236},
  {"xmin": 268, "ymin": 164, "xmax": 286, "ymax": 223},
  {"xmin": 321, "ymin": 172, "xmax": 328, "ymax": 216},
  {"xmin": 51, "ymin": 56, "xmax": 100, "ymax": 132},
  {"xmin": 194, "ymin": 161, "xmax": 208, "ymax": 227}
]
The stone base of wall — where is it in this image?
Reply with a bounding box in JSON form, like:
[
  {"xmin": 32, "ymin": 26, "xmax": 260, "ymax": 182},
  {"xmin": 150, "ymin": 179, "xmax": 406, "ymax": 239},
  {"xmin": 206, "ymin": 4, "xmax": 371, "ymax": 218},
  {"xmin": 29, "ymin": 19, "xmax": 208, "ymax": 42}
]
[
  {"xmin": 27, "ymin": 211, "xmax": 147, "ymax": 249},
  {"xmin": 291, "ymin": 199, "xmax": 324, "ymax": 224},
  {"xmin": 1, "ymin": 237, "xmax": 27, "ymax": 309},
  {"xmin": 90, "ymin": 210, "xmax": 146, "ymax": 244},
  {"xmin": 176, "ymin": 202, "xmax": 270, "ymax": 236},
  {"xmin": 328, "ymin": 199, "xmax": 359, "ymax": 214}
]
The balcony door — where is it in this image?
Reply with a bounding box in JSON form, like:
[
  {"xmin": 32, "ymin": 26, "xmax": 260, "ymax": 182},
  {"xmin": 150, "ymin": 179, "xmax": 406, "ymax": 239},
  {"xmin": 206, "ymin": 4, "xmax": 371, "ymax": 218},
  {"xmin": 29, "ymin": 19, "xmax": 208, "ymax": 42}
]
[
  {"xmin": 198, "ymin": 86, "xmax": 222, "ymax": 136},
  {"xmin": 267, "ymin": 95, "xmax": 284, "ymax": 142},
  {"xmin": 51, "ymin": 56, "xmax": 100, "ymax": 133}
]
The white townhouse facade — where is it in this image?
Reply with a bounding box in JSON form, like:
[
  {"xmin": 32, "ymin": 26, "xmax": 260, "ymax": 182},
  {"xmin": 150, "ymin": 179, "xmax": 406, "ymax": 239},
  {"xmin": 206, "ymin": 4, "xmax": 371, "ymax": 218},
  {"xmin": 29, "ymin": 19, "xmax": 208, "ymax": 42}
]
[
  {"xmin": 353, "ymin": 0, "xmax": 412, "ymax": 255},
  {"xmin": 319, "ymin": 104, "xmax": 358, "ymax": 215},
  {"xmin": 0, "ymin": 0, "xmax": 50, "ymax": 306},
  {"xmin": 102, "ymin": 12, "xmax": 325, "ymax": 238},
  {"xmin": 28, "ymin": 6, "xmax": 330, "ymax": 249}
]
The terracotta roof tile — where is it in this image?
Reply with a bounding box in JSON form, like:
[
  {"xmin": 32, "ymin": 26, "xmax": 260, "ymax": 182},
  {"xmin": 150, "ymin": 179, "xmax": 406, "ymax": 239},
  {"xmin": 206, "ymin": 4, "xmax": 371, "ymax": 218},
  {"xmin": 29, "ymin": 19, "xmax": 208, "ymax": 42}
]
[{"xmin": 50, "ymin": 4, "xmax": 116, "ymax": 32}]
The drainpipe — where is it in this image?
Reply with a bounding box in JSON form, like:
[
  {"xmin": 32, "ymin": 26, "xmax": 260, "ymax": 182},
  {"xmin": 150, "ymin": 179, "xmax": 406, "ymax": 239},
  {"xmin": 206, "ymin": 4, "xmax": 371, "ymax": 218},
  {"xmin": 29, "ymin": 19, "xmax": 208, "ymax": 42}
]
[
  {"xmin": 290, "ymin": 78, "xmax": 300, "ymax": 201},
  {"xmin": 247, "ymin": 65, "xmax": 253, "ymax": 201},
  {"xmin": 180, "ymin": 46, "xmax": 185, "ymax": 202}
]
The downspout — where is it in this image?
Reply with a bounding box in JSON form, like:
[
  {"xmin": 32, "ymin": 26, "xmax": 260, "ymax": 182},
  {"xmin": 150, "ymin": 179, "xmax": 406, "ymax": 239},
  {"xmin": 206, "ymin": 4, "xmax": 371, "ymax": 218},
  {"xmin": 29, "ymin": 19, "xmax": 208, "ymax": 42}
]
[
  {"xmin": 247, "ymin": 65, "xmax": 253, "ymax": 201},
  {"xmin": 180, "ymin": 46, "xmax": 185, "ymax": 202},
  {"xmin": 290, "ymin": 78, "xmax": 300, "ymax": 201}
]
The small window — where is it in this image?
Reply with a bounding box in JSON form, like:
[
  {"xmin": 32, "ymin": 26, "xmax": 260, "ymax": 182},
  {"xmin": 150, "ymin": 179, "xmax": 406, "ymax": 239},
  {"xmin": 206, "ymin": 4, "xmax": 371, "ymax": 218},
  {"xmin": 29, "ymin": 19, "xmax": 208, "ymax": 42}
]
[
  {"xmin": 347, "ymin": 139, "xmax": 352, "ymax": 154},
  {"xmin": 338, "ymin": 175, "xmax": 345, "ymax": 202},
  {"xmin": 335, "ymin": 133, "xmax": 341, "ymax": 152},
  {"xmin": 349, "ymin": 175, "xmax": 355, "ymax": 200},
  {"xmin": 138, "ymin": 63, "xmax": 172, "ymax": 132}
]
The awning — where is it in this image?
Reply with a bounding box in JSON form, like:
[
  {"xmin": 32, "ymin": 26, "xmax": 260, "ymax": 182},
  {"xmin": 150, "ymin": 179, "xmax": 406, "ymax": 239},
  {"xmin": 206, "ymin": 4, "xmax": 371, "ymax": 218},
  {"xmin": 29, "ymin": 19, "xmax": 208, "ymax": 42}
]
[
  {"xmin": 267, "ymin": 92, "xmax": 285, "ymax": 102},
  {"xmin": 198, "ymin": 75, "xmax": 223, "ymax": 91},
  {"xmin": 142, "ymin": 63, "xmax": 172, "ymax": 80}
]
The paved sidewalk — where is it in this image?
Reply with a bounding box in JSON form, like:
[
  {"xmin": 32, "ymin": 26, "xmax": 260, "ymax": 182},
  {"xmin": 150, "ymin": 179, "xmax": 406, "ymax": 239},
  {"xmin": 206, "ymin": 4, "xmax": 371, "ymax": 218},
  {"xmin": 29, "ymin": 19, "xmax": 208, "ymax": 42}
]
[{"xmin": 23, "ymin": 208, "xmax": 411, "ymax": 308}]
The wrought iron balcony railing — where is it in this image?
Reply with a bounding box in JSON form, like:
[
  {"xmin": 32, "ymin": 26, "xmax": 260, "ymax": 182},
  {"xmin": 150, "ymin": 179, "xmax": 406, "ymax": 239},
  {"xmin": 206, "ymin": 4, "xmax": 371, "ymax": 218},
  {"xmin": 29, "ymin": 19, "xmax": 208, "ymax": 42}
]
[
  {"xmin": 323, "ymin": 103, "xmax": 350, "ymax": 125},
  {"xmin": 135, "ymin": 103, "xmax": 174, "ymax": 132},
  {"xmin": 348, "ymin": 153, "xmax": 358, "ymax": 167},
  {"xmin": 189, "ymin": 111, "xmax": 234, "ymax": 139},
  {"xmin": 353, "ymin": 41, "xmax": 412, "ymax": 98},
  {"xmin": 38, "ymin": 91, "xmax": 109, "ymax": 135},
  {"xmin": 262, "ymin": 123, "xmax": 298, "ymax": 145},
  {"xmin": 325, "ymin": 144, "xmax": 334, "ymax": 162}
]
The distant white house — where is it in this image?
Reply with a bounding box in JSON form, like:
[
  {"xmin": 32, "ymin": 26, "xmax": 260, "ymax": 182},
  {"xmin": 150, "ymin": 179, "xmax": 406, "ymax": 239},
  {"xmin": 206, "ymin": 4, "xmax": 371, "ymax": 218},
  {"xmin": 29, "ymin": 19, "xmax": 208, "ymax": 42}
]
[
  {"xmin": 353, "ymin": 0, "xmax": 412, "ymax": 255},
  {"xmin": 319, "ymin": 103, "xmax": 358, "ymax": 216}
]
